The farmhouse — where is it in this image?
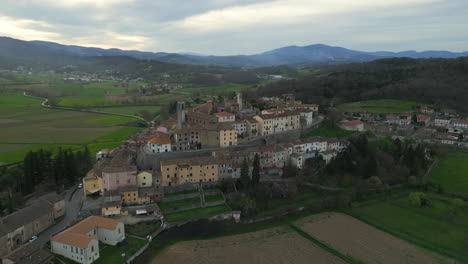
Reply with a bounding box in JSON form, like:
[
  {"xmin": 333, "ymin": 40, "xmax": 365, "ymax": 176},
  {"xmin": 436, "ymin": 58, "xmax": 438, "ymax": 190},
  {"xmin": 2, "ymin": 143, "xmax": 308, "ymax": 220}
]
[
  {"xmin": 51, "ymin": 216, "xmax": 125, "ymax": 264},
  {"xmin": 340, "ymin": 120, "xmax": 365, "ymax": 131},
  {"xmin": 147, "ymin": 135, "xmax": 172, "ymax": 153}
]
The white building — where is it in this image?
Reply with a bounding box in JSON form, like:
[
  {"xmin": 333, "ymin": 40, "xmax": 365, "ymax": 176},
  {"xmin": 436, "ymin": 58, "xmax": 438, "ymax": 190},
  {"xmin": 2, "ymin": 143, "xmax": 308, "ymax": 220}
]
[
  {"xmin": 147, "ymin": 136, "xmax": 172, "ymax": 153},
  {"xmin": 51, "ymin": 216, "xmax": 125, "ymax": 264},
  {"xmin": 231, "ymin": 120, "xmax": 248, "ymax": 137},
  {"xmin": 452, "ymin": 119, "xmax": 468, "ymax": 130}
]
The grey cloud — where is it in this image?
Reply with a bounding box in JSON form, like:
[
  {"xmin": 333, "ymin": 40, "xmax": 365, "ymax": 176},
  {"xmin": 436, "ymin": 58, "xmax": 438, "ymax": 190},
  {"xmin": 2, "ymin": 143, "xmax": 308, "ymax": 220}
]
[{"xmin": 0, "ymin": 0, "xmax": 466, "ymax": 55}]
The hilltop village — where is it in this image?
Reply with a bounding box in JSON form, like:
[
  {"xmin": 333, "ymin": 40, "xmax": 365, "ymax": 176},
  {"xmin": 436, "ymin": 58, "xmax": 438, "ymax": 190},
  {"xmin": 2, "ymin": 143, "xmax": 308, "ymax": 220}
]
[
  {"xmin": 82, "ymin": 93, "xmax": 331, "ymax": 215},
  {"xmin": 3, "ymin": 93, "xmax": 468, "ymax": 264}
]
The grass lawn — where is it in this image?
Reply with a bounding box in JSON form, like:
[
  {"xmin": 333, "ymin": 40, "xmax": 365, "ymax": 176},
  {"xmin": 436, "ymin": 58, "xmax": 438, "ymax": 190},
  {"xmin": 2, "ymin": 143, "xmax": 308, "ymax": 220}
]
[
  {"xmin": 302, "ymin": 125, "xmax": 356, "ymax": 138},
  {"xmin": 205, "ymin": 194, "xmax": 224, "ymax": 203},
  {"xmin": 95, "ymin": 237, "xmax": 146, "ymax": 264},
  {"xmin": 429, "ymin": 151, "xmax": 468, "ymax": 195},
  {"xmin": 165, "ymin": 189, "xmax": 199, "ymax": 197},
  {"xmin": 165, "ymin": 205, "xmax": 231, "ymax": 223},
  {"xmin": 126, "ymin": 221, "xmax": 161, "ymax": 237},
  {"xmin": 337, "ymin": 99, "xmax": 430, "ymax": 114},
  {"xmin": 347, "ymin": 193, "xmax": 468, "ymax": 262},
  {"xmin": 159, "ymin": 197, "xmax": 201, "ymax": 210}
]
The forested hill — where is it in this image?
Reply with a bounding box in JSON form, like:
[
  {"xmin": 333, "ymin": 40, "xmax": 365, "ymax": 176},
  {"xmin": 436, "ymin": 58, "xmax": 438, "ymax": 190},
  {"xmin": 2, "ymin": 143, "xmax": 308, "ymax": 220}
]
[{"xmin": 258, "ymin": 57, "xmax": 468, "ymax": 112}]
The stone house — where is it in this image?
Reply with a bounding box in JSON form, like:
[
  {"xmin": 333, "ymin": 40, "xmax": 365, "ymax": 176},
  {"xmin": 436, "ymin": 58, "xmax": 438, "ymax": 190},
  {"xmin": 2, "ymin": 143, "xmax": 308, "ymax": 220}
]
[
  {"xmin": 0, "ymin": 200, "xmax": 55, "ymax": 257},
  {"xmin": 101, "ymin": 166, "xmax": 137, "ymax": 192}
]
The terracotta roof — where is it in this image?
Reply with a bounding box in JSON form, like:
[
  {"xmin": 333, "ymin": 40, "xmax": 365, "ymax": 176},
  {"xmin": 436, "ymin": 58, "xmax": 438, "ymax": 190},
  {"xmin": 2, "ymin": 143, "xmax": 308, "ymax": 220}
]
[
  {"xmin": 148, "ymin": 136, "xmax": 171, "ymax": 144},
  {"xmin": 102, "ymin": 165, "xmax": 137, "ymax": 173},
  {"xmin": 160, "ymin": 156, "xmax": 220, "ymax": 166},
  {"xmin": 417, "ymin": 115, "xmax": 431, "ymax": 121},
  {"xmin": 215, "ymin": 111, "xmax": 235, "ymax": 117},
  {"xmin": 52, "ymin": 216, "xmax": 120, "ymax": 248},
  {"xmin": 342, "ymin": 120, "xmax": 364, "ymax": 126},
  {"xmin": 453, "ymin": 119, "xmax": 468, "ymax": 124},
  {"xmin": 176, "ymin": 98, "xmax": 186, "ymax": 101}
]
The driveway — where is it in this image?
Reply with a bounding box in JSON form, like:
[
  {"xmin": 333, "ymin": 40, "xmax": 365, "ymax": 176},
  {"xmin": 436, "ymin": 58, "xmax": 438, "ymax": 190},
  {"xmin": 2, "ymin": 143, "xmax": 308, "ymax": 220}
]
[{"xmin": 36, "ymin": 187, "xmax": 84, "ymax": 246}]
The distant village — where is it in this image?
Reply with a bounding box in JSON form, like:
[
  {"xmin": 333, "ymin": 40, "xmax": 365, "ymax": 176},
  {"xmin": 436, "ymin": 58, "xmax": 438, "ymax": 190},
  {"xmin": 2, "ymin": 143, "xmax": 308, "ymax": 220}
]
[{"xmin": 344, "ymin": 106, "xmax": 468, "ymax": 147}]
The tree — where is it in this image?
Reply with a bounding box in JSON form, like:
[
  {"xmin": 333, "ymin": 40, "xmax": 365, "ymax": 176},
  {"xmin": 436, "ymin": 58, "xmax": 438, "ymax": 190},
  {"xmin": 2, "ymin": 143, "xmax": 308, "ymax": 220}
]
[
  {"xmin": 251, "ymin": 154, "xmax": 260, "ymax": 186},
  {"xmin": 240, "ymin": 159, "xmax": 250, "ymax": 188},
  {"xmin": 409, "ymin": 192, "xmax": 428, "ymax": 207}
]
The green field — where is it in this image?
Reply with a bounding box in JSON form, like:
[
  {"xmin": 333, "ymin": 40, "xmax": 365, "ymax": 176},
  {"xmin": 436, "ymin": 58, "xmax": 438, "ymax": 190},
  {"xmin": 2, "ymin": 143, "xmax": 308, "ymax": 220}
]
[
  {"xmin": 159, "ymin": 197, "xmax": 201, "ymax": 210},
  {"xmin": 58, "ymin": 96, "xmax": 119, "ymax": 107},
  {"xmin": 177, "ymin": 83, "xmax": 249, "ymax": 95},
  {"xmin": 165, "ymin": 205, "xmax": 231, "ymax": 223},
  {"xmin": 348, "ymin": 193, "xmax": 468, "ymax": 262},
  {"xmin": 0, "ymin": 92, "xmax": 142, "ymax": 163},
  {"xmin": 91, "ymin": 106, "xmax": 161, "ymax": 116},
  {"xmin": 429, "ymin": 151, "xmax": 468, "ymax": 195},
  {"xmin": 302, "ymin": 125, "xmax": 356, "ymax": 138},
  {"xmin": 338, "ymin": 99, "xmax": 431, "ymax": 114}
]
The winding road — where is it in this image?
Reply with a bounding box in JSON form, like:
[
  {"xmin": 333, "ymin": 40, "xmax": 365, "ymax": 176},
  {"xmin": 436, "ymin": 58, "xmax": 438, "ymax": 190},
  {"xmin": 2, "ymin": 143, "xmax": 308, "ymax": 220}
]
[{"xmin": 22, "ymin": 92, "xmax": 151, "ymax": 125}]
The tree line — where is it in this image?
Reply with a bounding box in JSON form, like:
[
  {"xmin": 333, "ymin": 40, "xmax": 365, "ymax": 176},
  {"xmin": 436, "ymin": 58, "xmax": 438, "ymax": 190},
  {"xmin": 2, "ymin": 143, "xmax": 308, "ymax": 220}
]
[
  {"xmin": 258, "ymin": 57, "xmax": 468, "ymax": 112},
  {"xmin": 0, "ymin": 146, "xmax": 93, "ymax": 215}
]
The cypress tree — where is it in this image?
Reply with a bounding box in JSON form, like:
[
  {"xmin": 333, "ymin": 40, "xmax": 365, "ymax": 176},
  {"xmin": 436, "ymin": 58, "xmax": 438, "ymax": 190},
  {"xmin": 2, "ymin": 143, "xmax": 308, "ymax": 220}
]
[
  {"xmin": 240, "ymin": 158, "xmax": 250, "ymax": 188},
  {"xmin": 252, "ymin": 154, "xmax": 260, "ymax": 186}
]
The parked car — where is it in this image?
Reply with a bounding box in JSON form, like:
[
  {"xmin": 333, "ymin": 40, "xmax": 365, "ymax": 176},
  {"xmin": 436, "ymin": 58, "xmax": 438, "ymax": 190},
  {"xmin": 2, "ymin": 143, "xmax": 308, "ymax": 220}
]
[{"xmin": 29, "ymin": 236, "xmax": 38, "ymax": 243}]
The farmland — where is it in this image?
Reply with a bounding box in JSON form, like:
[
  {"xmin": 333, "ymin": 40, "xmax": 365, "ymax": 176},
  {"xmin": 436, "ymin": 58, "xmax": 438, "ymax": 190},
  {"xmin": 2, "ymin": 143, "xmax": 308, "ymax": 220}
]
[
  {"xmin": 154, "ymin": 226, "xmax": 347, "ymax": 264},
  {"xmin": 177, "ymin": 83, "xmax": 250, "ymax": 95},
  {"xmin": 348, "ymin": 193, "xmax": 468, "ymax": 262},
  {"xmin": 0, "ymin": 92, "xmax": 143, "ymax": 163},
  {"xmin": 429, "ymin": 151, "xmax": 468, "ymax": 195},
  {"xmin": 296, "ymin": 212, "xmax": 457, "ymax": 264},
  {"xmin": 338, "ymin": 99, "xmax": 430, "ymax": 114}
]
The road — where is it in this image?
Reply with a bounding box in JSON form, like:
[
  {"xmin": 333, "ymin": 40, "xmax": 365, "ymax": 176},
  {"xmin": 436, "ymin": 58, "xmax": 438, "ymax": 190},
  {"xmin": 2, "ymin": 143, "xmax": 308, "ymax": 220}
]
[
  {"xmin": 36, "ymin": 186, "xmax": 84, "ymax": 246},
  {"xmin": 22, "ymin": 91, "xmax": 150, "ymax": 126}
]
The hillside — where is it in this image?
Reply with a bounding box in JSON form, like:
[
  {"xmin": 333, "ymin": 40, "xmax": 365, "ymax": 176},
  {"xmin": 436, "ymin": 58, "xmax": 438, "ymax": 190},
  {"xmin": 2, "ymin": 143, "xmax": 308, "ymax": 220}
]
[
  {"xmin": 258, "ymin": 57, "xmax": 468, "ymax": 112},
  {"xmin": 1, "ymin": 37, "xmax": 467, "ymax": 68}
]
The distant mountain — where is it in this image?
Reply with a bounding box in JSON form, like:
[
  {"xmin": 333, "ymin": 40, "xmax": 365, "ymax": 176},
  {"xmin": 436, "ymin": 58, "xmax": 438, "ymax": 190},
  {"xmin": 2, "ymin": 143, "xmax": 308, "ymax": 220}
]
[{"xmin": 1, "ymin": 36, "xmax": 467, "ymax": 68}]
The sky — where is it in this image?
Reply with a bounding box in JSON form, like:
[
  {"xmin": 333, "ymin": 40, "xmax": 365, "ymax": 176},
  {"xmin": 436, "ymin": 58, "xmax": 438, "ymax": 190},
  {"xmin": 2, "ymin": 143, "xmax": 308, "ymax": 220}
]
[{"xmin": 0, "ymin": 0, "xmax": 467, "ymax": 55}]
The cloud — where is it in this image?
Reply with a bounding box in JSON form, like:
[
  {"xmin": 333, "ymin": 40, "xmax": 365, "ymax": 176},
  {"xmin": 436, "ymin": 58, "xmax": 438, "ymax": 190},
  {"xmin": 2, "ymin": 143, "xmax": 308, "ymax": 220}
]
[
  {"xmin": 0, "ymin": 0, "xmax": 467, "ymax": 55},
  {"xmin": 18, "ymin": 0, "xmax": 135, "ymax": 8},
  {"xmin": 0, "ymin": 15, "xmax": 61, "ymax": 40},
  {"xmin": 171, "ymin": 0, "xmax": 439, "ymax": 33}
]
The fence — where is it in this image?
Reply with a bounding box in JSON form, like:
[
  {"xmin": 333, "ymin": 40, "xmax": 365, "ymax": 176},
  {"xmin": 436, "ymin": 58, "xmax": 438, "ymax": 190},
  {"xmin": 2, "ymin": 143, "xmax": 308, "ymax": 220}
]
[{"xmin": 125, "ymin": 226, "xmax": 164, "ymax": 264}]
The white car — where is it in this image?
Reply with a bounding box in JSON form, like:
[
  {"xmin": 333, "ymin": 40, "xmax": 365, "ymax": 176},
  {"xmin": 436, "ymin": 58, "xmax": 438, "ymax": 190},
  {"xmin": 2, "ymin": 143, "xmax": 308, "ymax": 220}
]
[
  {"xmin": 29, "ymin": 236, "xmax": 38, "ymax": 243},
  {"xmin": 78, "ymin": 183, "xmax": 83, "ymax": 188}
]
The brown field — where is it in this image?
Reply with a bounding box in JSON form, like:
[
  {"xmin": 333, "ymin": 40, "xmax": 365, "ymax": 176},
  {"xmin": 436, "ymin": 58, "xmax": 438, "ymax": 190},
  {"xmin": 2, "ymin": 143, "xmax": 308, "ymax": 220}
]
[
  {"xmin": 153, "ymin": 226, "xmax": 346, "ymax": 264},
  {"xmin": 295, "ymin": 212, "xmax": 458, "ymax": 264}
]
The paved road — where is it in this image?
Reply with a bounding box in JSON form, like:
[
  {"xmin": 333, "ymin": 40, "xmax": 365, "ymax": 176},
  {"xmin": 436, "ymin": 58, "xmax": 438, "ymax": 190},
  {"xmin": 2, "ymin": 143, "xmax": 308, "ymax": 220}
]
[{"xmin": 35, "ymin": 187, "xmax": 84, "ymax": 246}]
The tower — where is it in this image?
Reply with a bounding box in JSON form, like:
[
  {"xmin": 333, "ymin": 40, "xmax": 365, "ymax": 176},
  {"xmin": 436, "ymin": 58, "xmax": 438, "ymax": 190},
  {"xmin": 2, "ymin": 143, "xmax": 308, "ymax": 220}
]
[
  {"xmin": 236, "ymin": 92, "xmax": 243, "ymax": 111},
  {"xmin": 176, "ymin": 98, "xmax": 186, "ymax": 129}
]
